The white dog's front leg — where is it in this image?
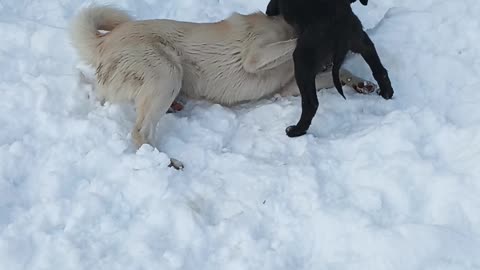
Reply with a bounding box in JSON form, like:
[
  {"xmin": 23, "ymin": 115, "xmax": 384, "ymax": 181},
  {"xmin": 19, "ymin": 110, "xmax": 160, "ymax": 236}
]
[
  {"xmin": 278, "ymin": 71, "xmax": 338, "ymax": 97},
  {"xmin": 278, "ymin": 68, "xmax": 378, "ymax": 97}
]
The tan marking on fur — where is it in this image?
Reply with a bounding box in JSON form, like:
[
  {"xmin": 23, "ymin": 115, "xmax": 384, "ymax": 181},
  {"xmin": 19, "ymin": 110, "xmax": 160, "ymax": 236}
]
[
  {"xmin": 247, "ymin": 55, "xmax": 258, "ymax": 66},
  {"xmin": 245, "ymin": 12, "xmax": 265, "ymax": 25},
  {"xmin": 210, "ymin": 20, "xmax": 232, "ymax": 34}
]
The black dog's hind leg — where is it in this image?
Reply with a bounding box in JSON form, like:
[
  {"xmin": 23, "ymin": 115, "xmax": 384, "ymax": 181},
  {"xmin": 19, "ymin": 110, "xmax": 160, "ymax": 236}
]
[
  {"xmin": 352, "ymin": 30, "xmax": 394, "ymax": 99},
  {"xmin": 266, "ymin": 0, "xmax": 280, "ymax": 16},
  {"xmin": 286, "ymin": 27, "xmax": 333, "ymax": 137}
]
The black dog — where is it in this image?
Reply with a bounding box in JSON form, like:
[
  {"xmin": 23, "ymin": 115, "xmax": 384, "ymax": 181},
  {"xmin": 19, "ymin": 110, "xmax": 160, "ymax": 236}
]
[{"xmin": 266, "ymin": 0, "xmax": 394, "ymax": 137}]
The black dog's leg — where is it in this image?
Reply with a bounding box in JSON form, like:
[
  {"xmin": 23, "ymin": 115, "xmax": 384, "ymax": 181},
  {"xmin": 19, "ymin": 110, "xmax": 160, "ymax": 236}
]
[
  {"xmin": 286, "ymin": 27, "xmax": 333, "ymax": 137},
  {"xmin": 266, "ymin": 0, "xmax": 280, "ymax": 16},
  {"xmin": 352, "ymin": 31, "xmax": 394, "ymax": 99},
  {"xmin": 286, "ymin": 46, "xmax": 318, "ymax": 137}
]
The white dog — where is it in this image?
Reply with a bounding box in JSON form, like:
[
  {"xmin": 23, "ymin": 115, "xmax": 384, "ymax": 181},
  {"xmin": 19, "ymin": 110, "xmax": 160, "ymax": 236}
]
[{"xmin": 71, "ymin": 6, "xmax": 375, "ymax": 167}]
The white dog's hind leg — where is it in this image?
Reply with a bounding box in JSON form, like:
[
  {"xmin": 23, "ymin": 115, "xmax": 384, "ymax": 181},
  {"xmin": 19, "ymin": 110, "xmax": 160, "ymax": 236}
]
[
  {"xmin": 132, "ymin": 76, "xmax": 185, "ymax": 171},
  {"xmin": 132, "ymin": 67, "xmax": 183, "ymax": 148},
  {"xmin": 277, "ymin": 72, "xmax": 336, "ymax": 97}
]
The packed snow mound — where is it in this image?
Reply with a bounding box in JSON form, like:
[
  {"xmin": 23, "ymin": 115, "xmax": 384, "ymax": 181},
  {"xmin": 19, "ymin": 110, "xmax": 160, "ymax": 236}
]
[{"xmin": 1, "ymin": 0, "xmax": 480, "ymax": 269}]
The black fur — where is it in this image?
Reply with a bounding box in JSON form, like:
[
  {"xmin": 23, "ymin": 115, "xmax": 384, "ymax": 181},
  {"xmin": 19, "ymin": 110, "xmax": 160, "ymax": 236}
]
[
  {"xmin": 266, "ymin": 0, "xmax": 394, "ymax": 137},
  {"xmin": 351, "ymin": 0, "xmax": 368, "ymax": 5}
]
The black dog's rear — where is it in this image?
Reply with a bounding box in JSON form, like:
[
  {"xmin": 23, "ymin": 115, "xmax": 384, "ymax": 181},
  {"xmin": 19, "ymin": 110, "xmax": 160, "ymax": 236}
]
[{"xmin": 266, "ymin": 0, "xmax": 394, "ymax": 137}]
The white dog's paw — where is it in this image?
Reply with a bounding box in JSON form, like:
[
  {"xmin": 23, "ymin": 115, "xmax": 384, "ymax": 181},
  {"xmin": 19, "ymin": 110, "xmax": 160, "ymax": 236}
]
[
  {"xmin": 352, "ymin": 81, "xmax": 377, "ymax": 94},
  {"xmin": 167, "ymin": 100, "xmax": 184, "ymax": 113},
  {"xmin": 342, "ymin": 77, "xmax": 378, "ymax": 95}
]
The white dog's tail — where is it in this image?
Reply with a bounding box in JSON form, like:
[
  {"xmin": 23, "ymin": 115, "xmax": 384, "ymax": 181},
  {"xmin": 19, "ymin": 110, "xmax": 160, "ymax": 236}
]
[{"xmin": 70, "ymin": 6, "xmax": 132, "ymax": 65}]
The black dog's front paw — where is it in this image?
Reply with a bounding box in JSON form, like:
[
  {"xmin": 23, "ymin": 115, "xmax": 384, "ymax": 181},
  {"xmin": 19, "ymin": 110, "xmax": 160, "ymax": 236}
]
[
  {"xmin": 286, "ymin": 125, "xmax": 307, "ymax": 137},
  {"xmin": 375, "ymin": 73, "xmax": 394, "ymax": 100},
  {"xmin": 378, "ymin": 87, "xmax": 394, "ymax": 100}
]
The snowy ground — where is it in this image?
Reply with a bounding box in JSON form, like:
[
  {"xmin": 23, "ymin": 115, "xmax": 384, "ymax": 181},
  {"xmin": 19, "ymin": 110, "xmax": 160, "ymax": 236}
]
[{"xmin": 1, "ymin": 0, "xmax": 480, "ymax": 269}]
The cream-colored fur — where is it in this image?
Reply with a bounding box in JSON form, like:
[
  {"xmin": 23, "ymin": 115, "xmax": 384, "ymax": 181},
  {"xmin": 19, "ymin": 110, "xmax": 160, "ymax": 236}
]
[{"xmin": 70, "ymin": 6, "xmax": 370, "ymax": 151}]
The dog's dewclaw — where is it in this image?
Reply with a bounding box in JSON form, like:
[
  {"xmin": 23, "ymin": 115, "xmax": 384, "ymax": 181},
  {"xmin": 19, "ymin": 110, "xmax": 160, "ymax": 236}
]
[
  {"xmin": 168, "ymin": 101, "xmax": 184, "ymax": 113},
  {"xmin": 171, "ymin": 101, "xmax": 184, "ymax": 112},
  {"xmin": 169, "ymin": 158, "xmax": 184, "ymax": 170}
]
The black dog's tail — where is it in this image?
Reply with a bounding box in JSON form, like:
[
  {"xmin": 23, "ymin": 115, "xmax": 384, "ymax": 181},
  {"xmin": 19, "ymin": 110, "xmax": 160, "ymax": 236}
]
[
  {"xmin": 332, "ymin": 40, "xmax": 349, "ymax": 100},
  {"xmin": 332, "ymin": 65, "xmax": 346, "ymax": 100}
]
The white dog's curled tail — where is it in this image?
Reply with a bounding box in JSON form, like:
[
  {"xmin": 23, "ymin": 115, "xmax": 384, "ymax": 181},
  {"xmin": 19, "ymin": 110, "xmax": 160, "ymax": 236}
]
[{"xmin": 70, "ymin": 6, "xmax": 132, "ymax": 65}]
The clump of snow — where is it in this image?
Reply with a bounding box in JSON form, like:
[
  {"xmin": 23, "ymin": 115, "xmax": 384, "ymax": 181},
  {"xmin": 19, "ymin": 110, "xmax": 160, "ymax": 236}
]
[{"xmin": 1, "ymin": 0, "xmax": 480, "ymax": 269}]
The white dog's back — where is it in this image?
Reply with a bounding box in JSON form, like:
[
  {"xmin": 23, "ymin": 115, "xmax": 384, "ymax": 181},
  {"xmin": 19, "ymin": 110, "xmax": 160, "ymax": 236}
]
[{"xmin": 71, "ymin": 6, "xmax": 296, "ymax": 105}]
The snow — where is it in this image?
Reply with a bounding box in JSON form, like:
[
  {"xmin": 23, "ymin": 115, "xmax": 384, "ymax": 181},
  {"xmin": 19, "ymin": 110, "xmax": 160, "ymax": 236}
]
[{"xmin": 1, "ymin": 0, "xmax": 480, "ymax": 269}]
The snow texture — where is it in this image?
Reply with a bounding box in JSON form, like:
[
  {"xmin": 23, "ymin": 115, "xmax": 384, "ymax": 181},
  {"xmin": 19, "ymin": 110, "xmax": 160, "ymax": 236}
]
[{"xmin": 1, "ymin": 0, "xmax": 480, "ymax": 269}]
